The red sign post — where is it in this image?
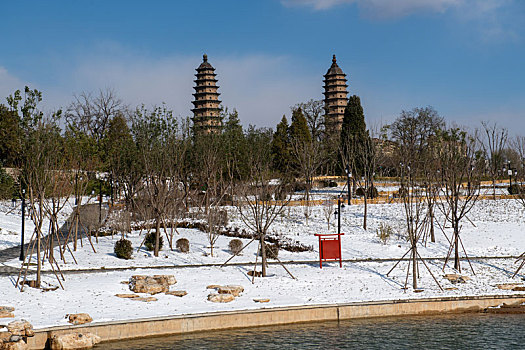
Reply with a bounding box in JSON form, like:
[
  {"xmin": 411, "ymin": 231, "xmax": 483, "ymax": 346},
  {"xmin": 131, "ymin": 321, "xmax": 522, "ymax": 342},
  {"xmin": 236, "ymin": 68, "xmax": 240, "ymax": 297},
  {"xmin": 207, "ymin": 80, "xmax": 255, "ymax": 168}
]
[{"xmin": 314, "ymin": 233, "xmax": 344, "ymax": 268}]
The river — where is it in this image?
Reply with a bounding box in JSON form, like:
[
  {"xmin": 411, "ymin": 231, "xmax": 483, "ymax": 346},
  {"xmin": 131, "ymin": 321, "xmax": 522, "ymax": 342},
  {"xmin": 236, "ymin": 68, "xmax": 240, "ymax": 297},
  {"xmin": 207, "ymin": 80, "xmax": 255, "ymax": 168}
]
[{"xmin": 97, "ymin": 313, "xmax": 525, "ymax": 349}]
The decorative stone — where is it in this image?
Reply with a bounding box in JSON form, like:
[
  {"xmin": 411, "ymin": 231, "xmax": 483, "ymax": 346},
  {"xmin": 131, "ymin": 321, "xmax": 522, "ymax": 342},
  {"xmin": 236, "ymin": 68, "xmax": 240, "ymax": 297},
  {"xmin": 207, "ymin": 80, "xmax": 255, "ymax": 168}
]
[
  {"xmin": 165, "ymin": 291, "xmax": 187, "ymax": 297},
  {"xmin": 443, "ymin": 274, "xmax": 469, "ymax": 284},
  {"xmin": 512, "ymin": 286, "xmax": 525, "ymax": 291},
  {"xmin": 2, "ymin": 339, "xmax": 28, "ymax": 350},
  {"xmin": 129, "ymin": 275, "xmax": 175, "ymax": 295},
  {"xmin": 153, "ymin": 275, "xmax": 176, "ymax": 285},
  {"xmin": 496, "ymin": 283, "xmax": 522, "ymax": 290},
  {"xmin": 0, "ymin": 307, "xmax": 15, "ymax": 319},
  {"xmin": 413, "ymin": 289, "xmax": 424, "ymax": 293},
  {"xmin": 208, "ymin": 294, "xmax": 235, "ymax": 303},
  {"xmin": 115, "ymin": 294, "xmax": 139, "ymax": 299},
  {"xmin": 206, "ymin": 285, "xmax": 221, "ymax": 290},
  {"xmin": 50, "ymin": 332, "xmax": 101, "ymax": 350},
  {"xmin": 131, "ymin": 297, "xmax": 157, "ymax": 302},
  {"xmin": 253, "ymin": 298, "xmax": 270, "ymax": 303},
  {"xmin": 7, "ymin": 320, "xmax": 33, "ymax": 337},
  {"xmin": 67, "ymin": 314, "xmax": 93, "ymax": 325},
  {"xmin": 444, "ymin": 287, "xmax": 458, "ymax": 291},
  {"xmin": 217, "ymin": 285, "xmax": 244, "ymax": 297}
]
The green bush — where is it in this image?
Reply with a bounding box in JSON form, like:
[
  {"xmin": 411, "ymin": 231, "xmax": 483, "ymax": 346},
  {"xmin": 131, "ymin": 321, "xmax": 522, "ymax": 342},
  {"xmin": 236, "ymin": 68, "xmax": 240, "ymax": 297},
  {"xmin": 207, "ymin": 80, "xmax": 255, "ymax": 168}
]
[
  {"xmin": 176, "ymin": 238, "xmax": 190, "ymax": 253},
  {"xmin": 114, "ymin": 238, "xmax": 133, "ymax": 259},
  {"xmin": 144, "ymin": 232, "xmax": 163, "ymax": 251},
  {"xmin": 0, "ymin": 168, "xmax": 16, "ymax": 200},
  {"xmin": 229, "ymin": 239, "xmax": 243, "ymax": 255}
]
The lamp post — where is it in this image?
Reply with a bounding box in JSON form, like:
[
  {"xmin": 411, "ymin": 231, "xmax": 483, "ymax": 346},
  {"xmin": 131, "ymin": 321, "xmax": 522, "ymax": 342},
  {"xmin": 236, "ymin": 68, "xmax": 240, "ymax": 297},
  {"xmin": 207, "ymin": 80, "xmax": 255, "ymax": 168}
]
[
  {"xmin": 346, "ymin": 165, "xmax": 352, "ymax": 205},
  {"xmin": 507, "ymin": 161, "xmax": 512, "ymax": 188},
  {"xmin": 19, "ymin": 188, "xmax": 26, "ymax": 261}
]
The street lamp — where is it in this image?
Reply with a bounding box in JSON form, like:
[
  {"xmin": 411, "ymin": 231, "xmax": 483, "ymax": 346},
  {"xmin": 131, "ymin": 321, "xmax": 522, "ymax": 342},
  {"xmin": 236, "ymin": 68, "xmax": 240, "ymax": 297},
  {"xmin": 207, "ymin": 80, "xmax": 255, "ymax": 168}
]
[{"xmin": 345, "ymin": 165, "xmax": 352, "ymax": 205}]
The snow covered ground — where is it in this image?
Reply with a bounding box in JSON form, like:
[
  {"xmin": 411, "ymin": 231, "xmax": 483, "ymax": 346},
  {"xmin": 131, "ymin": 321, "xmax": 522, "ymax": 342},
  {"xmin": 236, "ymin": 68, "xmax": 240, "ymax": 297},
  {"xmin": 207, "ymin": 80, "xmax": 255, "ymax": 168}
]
[{"xmin": 1, "ymin": 192, "xmax": 524, "ymax": 330}]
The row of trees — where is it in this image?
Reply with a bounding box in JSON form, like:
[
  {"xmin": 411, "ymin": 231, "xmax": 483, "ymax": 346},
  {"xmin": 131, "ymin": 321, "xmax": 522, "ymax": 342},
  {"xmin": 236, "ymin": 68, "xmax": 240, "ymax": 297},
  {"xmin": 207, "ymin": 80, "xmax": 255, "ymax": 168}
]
[{"xmin": 1, "ymin": 86, "xmax": 524, "ymax": 290}]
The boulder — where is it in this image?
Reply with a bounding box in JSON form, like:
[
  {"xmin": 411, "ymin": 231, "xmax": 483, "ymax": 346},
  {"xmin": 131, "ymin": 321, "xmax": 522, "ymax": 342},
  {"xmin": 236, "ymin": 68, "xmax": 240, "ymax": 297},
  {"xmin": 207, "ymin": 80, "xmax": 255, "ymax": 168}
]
[
  {"xmin": 115, "ymin": 294, "xmax": 139, "ymax": 299},
  {"xmin": 217, "ymin": 285, "xmax": 244, "ymax": 297},
  {"xmin": 0, "ymin": 307, "xmax": 14, "ymax": 319},
  {"xmin": 67, "ymin": 314, "xmax": 92, "ymax": 325},
  {"xmin": 253, "ymin": 298, "xmax": 270, "ymax": 303},
  {"xmin": 443, "ymin": 274, "xmax": 469, "ymax": 284},
  {"xmin": 2, "ymin": 339, "xmax": 28, "ymax": 350},
  {"xmin": 130, "ymin": 297, "xmax": 157, "ymax": 302},
  {"xmin": 129, "ymin": 275, "xmax": 175, "ymax": 295},
  {"xmin": 50, "ymin": 333, "xmax": 101, "ymax": 350},
  {"xmin": 7, "ymin": 320, "xmax": 33, "ymax": 337},
  {"xmin": 496, "ymin": 283, "xmax": 523, "ymax": 290},
  {"xmin": 165, "ymin": 291, "xmax": 187, "ymax": 297},
  {"xmin": 152, "ymin": 275, "xmax": 176, "ymax": 286},
  {"xmin": 206, "ymin": 285, "xmax": 221, "ymax": 290},
  {"xmin": 208, "ymin": 294, "xmax": 235, "ymax": 303},
  {"xmin": 512, "ymin": 286, "xmax": 525, "ymax": 291}
]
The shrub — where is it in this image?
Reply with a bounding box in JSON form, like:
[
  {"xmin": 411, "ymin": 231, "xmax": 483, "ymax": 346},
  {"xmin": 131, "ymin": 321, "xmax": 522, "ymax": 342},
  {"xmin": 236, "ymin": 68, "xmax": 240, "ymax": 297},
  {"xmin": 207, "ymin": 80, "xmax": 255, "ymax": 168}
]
[
  {"xmin": 176, "ymin": 238, "xmax": 189, "ymax": 253},
  {"xmin": 144, "ymin": 232, "xmax": 163, "ymax": 251},
  {"xmin": 368, "ymin": 186, "xmax": 379, "ymax": 198},
  {"xmin": 114, "ymin": 238, "xmax": 133, "ymax": 259},
  {"xmin": 508, "ymin": 184, "xmax": 523, "ymax": 195},
  {"xmin": 229, "ymin": 239, "xmax": 243, "ymax": 255},
  {"xmin": 376, "ymin": 223, "xmax": 393, "ymax": 245},
  {"xmin": 260, "ymin": 243, "xmax": 279, "ymax": 259}
]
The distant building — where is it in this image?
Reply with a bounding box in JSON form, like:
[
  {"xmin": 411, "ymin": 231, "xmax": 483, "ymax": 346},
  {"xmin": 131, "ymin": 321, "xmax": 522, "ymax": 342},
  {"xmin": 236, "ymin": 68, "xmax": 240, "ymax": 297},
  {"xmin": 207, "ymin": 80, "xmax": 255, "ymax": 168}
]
[
  {"xmin": 323, "ymin": 55, "xmax": 348, "ymax": 133},
  {"xmin": 192, "ymin": 54, "xmax": 222, "ymax": 134}
]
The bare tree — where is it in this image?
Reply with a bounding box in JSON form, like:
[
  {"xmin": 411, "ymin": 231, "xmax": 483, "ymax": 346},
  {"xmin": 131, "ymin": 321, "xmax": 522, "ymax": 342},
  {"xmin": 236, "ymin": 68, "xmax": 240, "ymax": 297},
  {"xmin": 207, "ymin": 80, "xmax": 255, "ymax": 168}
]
[
  {"xmin": 290, "ymin": 137, "xmax": 324, "ymax": 203},
  {"xmin": 434, "ymin": 127, "xmax": 482, "ymax": 273},
  {"xmin": 295, "ymin": 99, "xmax": 325, "ymax": 141},
  {"xmin": 322, "ymin": 199, "xmax": 335, "ymax": 230},
  {"xmin": 340, "ymin": 132, "xmax": 376, "ymax": 230},
  {"xmin": 132, "ymin": 105, "xmax": 184, "ymax": 257},
  {"xmin": 509, "ymin": 135, "xmax": 525, "ymax": 277},
  {"xmin": 479, "ymin": 121, "xmax": 508, "ymax": 198},
  {"xmin": 17, "ymin": 115, "xmax": 67, "ymax": 290},
  {"xmin": 65, "ymin": 88, "xmax": 126, "ymax": 146},
  {"xmin": 231, "ymin": 129, "xmax": 293, "ymax": 277},
  {"xmin": 386, "ymin": 107, "xmax": 444, "ymax": 290}
]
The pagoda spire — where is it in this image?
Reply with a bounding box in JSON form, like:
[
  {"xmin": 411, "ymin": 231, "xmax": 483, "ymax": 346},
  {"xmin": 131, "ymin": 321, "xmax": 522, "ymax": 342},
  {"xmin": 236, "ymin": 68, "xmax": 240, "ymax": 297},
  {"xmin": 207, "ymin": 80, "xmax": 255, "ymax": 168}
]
[
  {"xmin": 191, "ymin": 54, "xmax": 222, "ymax": 134},
  {"xmin": 323, "ymin": 54, "xmax": 348, "ymax": 133}
]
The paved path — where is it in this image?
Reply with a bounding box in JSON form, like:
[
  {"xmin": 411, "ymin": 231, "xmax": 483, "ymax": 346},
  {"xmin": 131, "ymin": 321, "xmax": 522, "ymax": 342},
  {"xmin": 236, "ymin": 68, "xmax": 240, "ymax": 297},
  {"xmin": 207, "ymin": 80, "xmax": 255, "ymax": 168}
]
[{"xmin": 0, "ymin": 203, "xmax": 107, "ymax": 276}]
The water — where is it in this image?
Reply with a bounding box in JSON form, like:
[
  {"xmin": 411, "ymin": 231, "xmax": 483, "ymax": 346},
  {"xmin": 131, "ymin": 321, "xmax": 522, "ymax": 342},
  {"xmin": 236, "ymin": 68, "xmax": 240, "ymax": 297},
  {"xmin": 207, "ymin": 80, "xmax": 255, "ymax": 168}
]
[{"xmin": 98, "ymin": 314, "xmax": 525, "ymax": 350}]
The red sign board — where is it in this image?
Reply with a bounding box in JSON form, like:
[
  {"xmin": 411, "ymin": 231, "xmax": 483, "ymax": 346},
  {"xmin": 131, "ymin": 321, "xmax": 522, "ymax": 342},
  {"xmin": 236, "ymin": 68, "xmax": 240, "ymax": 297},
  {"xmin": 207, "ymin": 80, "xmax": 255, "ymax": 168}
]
[{"xmin": 314, "ymin": 233, "xmax": 344, "ymax": 268}]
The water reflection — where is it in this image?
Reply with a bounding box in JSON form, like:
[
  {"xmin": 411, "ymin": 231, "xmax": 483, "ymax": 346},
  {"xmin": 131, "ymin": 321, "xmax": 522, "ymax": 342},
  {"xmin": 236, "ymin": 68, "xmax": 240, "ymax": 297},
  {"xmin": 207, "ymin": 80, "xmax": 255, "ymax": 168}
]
[{"xmin": 98, "ymin": 314, "xmax": 525, "ymax": 350}]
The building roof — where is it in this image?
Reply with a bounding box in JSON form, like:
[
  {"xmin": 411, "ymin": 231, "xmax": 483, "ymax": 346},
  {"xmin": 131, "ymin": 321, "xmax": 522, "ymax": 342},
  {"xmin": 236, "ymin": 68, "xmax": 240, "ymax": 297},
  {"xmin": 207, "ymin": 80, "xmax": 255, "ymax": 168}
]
[
  {"xmin": 325, "ymin": 55, "xmax": 344, "ymax": 76},
  {"xmin": 197, "ymin": 54, "xmax": 214, "ymax": 70}
]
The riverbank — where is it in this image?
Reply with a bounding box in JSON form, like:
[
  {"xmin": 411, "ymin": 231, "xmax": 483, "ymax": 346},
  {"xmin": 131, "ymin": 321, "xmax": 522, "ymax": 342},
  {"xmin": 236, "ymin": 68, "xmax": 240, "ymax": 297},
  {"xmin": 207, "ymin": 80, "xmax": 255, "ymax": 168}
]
[{"xmin": 24, "ymin": 294, "xmax": 525, "ymax": 349}]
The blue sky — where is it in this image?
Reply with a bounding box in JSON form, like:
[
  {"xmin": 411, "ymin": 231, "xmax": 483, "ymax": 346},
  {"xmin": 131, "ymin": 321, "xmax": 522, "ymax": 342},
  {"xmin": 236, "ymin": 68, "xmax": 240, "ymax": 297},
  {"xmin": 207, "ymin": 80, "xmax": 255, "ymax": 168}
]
[{"xmin": 1, "ymin": 0, "xmax": 524, "ymax": 133}]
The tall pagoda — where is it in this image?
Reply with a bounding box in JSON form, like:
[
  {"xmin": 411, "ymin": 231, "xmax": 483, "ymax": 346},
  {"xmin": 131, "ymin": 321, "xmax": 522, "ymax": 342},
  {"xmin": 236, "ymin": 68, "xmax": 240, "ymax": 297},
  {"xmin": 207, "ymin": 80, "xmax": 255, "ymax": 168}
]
[
  {"xmin": 192, "ymin": 54, "xmax": 222, "ymax": 133},
  {"xmin": 323, "ymin": 55, "xmax": 348, "ymax": 133}
]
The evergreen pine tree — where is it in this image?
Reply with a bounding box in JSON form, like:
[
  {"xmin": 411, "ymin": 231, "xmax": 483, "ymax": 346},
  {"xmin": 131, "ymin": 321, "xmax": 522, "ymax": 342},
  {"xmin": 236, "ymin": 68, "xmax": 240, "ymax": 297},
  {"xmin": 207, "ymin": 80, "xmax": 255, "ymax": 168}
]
[
  {"xmin": 270, "ymin": 115, "xmax": 291, "ymax": 174},
  {"xmin": 340, "ymin": 95, "xmax": 368, "ymax": 176},
  {"xmin": 289, "ymin": 107, "xmax": 312, "ymax": 144}
]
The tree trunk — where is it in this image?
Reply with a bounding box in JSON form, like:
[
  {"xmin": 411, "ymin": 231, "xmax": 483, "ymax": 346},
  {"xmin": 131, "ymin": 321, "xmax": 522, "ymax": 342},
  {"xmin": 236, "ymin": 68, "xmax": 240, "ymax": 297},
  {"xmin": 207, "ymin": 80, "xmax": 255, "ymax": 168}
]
[
  {"xmin": 363, "ymin": 195, "xmax": 368, "ymax": 230},
  {"xmin": 154, "ymin": 217, "xmax": 160, "ymax": 257},
  {"xmin": 454, "ymin": 221, "xmax": 460, "ymax": 271},
  {"xmin": 260, "ymin": 232, "xmax": 267, "ymax": 277},
  {"xmin": 412, "ymin": 243, "xmax": 417, "ymax": 290},
  {"xmin": 429, "ymin": 203, "xmax": 435, "ymax": 243},
  {"xmin": 36, "ymin": 225, "xmax": 41, "ymax": 288}
]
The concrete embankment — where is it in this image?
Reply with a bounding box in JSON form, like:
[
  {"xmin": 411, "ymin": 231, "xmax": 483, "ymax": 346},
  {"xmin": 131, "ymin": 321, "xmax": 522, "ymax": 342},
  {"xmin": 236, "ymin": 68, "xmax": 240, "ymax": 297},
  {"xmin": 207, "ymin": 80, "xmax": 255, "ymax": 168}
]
[{"xmin": 27, "ymin": 294, "xmax": 525, "ymax": 349}]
